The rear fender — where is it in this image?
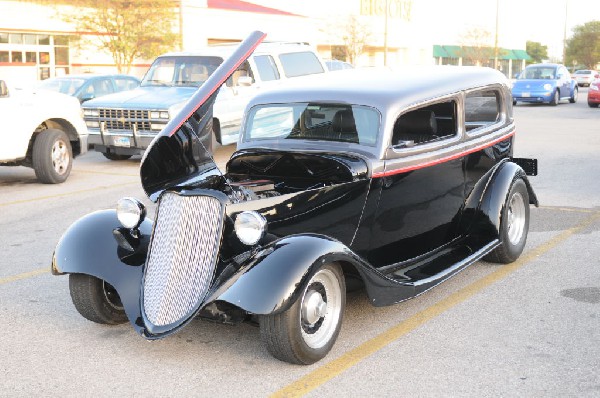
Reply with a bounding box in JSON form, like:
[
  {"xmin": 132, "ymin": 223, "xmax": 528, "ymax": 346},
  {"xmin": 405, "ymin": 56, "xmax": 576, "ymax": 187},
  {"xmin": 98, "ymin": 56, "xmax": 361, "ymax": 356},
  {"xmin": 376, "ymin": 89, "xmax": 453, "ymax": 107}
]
[
  {"xmin": 52, "ymin": 210, "xmax": 152, "ymax": 328},
  {"xmin": 478, "ymin": 161, "xmax": 538, "ymax": 238}
]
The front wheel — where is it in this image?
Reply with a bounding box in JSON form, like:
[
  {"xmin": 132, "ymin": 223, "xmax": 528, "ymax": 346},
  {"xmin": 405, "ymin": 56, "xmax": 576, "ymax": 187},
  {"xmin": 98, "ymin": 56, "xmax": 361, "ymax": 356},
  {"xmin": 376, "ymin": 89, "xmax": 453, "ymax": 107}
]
[
  {"xmin": 69, "ymin": 274, "xmax": 128, "ymax": 325},
  {"xmin": 569, "ymin": 87, "xmax": 578, "ymax": 103},
  {"xmin": 549, "ymin": 89, "xmax": 559, "ymax": 106},
  {"xmin": 259, "ymin": 262, "xmax": 346, "ymax": 364},
  {"xmin": 484, "ymin": 178, "xmax": 530, "ymax": 264},
  {"xmin": 32, "ymin": 129, "xmax": 72, "ymax": 184}
]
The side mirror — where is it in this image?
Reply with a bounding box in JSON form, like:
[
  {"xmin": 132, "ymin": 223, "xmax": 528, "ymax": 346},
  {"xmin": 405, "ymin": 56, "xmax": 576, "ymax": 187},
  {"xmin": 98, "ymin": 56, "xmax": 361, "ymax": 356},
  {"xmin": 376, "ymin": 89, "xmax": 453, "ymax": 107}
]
[
  {"xmin": 80, "ymin": 94, "xmax": 95, "ymax": 103},
  {"xmin": 0, "ymin": 80, "xmax": 8, "ymax": 97},
  {"xmin": 237, "ymin": 76, "xmax": 253, "ymax": 87}
]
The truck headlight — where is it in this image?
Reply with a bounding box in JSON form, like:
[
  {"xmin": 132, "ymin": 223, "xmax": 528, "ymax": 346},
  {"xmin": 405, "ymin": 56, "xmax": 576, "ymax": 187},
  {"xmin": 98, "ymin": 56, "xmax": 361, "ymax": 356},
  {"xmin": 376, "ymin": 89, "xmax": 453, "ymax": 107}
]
[
  {"xmin": 116, "ymin": 197, "xmax": 146, "ymax": 229},
  {"xmin": 83, "ymin": 109, "xmax": 99, "ymax": 117},
  {"xmin": 234, "ymin": 211, "xmax": 267, "ymax": 245}
]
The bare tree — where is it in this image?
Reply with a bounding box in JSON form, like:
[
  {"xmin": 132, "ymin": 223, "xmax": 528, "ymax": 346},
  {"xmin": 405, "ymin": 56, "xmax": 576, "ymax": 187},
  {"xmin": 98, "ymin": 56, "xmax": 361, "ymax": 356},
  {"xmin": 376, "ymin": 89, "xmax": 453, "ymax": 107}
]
[
  {"xmin": 458, "ymin": 27, "xmax": 495, "ymax": 66},
  {"xmin": 60, "ymin": 0, "xmax": 179, "ymax": 73},
  {"xmin": 341, "ymin": 15, "xmax": 371, "ymax": 65}
]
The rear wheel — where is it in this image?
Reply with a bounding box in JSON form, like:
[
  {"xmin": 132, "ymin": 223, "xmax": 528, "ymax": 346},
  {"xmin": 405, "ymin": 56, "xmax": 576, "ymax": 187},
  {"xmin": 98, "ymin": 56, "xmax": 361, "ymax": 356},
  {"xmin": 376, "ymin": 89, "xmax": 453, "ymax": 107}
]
[
  {"xmin": 484, "ymin": 178, "xmax": 530, "ymax": 264},
  {"xmin": 69, "ymin": 274, "xmax": 127, "ymax": 324},
  {"xmin": 32, "ymin": 129, "xmax": 72, "ymax": 184},
  {"xmin": 588, "ymin": 102, "xmax": 599, "ymax": 108},
  {"xmin": 549, "ymin": 89, "xmax": 559, "ymax": 106},
  {"xmin": 102, "ymin": 152, "xmax": 132, "ymax": 161},
  {"xmin": 259, "ymin": 262, "xmax": 345, "ymax": 364},
  {"xmin": 569, "ymin": 87, "xmax": 578, "ymax": 103}
]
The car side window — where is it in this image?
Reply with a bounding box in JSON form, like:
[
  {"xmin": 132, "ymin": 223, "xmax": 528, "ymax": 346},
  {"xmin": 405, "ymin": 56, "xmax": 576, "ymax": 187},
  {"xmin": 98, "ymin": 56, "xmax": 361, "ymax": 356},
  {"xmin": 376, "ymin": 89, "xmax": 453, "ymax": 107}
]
[
  {"xmin": 254, "ymin": 55, "xmax": 280, "ymax": 81},
  {"xmin": 115, "ymin": 77, "xmax": 139, "ymax": 91},
  {"xmin": 278, "ymin": 51, "xmax": 325, "ymax": 78},
  {"xmin": 392, "ymin": 100, "xmax": 457, "ymax": 147},
  {"xmin": 465, "ymin": 89, "xmax": 501, "ymax": 134}
]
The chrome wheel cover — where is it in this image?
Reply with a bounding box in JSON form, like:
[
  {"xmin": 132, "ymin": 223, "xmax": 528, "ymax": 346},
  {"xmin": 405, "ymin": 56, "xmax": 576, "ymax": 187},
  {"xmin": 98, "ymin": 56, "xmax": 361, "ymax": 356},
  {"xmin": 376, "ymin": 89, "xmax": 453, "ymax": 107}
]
[
  {"xmin": 300, "ymin": 267, "xmax": 342, "ymax": 349},
  {"xmin": 51, "ymin": 139, "xmax": 70, "ymax": 175},
  {"xmin": 507, "ymin": 191, "xmax": 526, "ymax": 245}
]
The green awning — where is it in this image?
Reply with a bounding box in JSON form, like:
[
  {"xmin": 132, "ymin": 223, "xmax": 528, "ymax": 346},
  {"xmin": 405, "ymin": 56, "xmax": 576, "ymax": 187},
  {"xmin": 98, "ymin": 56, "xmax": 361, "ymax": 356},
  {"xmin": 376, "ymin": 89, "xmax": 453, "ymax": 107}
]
[
  {"xmin": 443, "ymin": 45, "xmax": 462, "ymax": 58},
  {"xmin": 512, "ymin": 49, "xmax": 532, "ymax": 60},
  {"xmin": 433, "ymin": 45, "xmax": 448, "ymax": 57}
]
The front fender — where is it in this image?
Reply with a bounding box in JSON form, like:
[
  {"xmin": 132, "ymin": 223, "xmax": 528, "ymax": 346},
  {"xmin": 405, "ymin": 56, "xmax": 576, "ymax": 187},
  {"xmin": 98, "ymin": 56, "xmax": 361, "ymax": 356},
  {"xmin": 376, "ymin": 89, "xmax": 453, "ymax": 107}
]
[{"xmin": 52, "ymin": 210, "xmax": 153, "ymax": 328}]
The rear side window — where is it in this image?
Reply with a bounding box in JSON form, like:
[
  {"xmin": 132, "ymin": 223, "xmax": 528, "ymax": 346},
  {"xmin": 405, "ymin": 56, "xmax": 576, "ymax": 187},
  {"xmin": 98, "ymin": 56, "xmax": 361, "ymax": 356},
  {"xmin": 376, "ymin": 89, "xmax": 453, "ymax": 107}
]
[
  {"xmin": 465, "ymin": 90, "xmax": 501, "ymax": 133},
  {"xmin": 392, "ymin": 101, "xmax": 457, "ymax": 147},
  {"xmin": 278, "ymin": 52, "xmax": 325, "ymax": 78},
  {"xmin": 115, "ymin": 77, "xmax": 139, "ymax": 91},
  {"xmin": 254, "ymin": 55, "xmax": 280, "ymax": 81}
]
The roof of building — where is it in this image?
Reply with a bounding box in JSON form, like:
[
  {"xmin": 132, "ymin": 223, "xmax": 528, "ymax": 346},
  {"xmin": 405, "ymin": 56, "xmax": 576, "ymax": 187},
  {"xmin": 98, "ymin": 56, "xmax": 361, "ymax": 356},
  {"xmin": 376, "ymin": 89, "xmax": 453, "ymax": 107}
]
[
  {"xmin": 433, "ymin": 45, "xmax": 531, "ymax": 61},
  {"xmin": 207, "ymin": 0, "xmax": 301, "ymax": 16}
]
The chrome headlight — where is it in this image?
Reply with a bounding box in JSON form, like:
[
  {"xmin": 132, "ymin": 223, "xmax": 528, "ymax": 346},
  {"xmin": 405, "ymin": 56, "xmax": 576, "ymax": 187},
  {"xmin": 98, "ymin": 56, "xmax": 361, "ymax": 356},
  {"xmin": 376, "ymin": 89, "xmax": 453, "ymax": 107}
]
[
  {"xmin": 543, "ymin": 84, "xmax": 552, "ymax": 91},
  {"xmin": 234, "ymin": 211, "xmax": 267, "ymax": 245},
  {"xmin": 116, "ymin": 197, "xmax": 146, "ymax": 229},
  {"xmin": 83, "ymin": 108, "xmax": 99, "ymax": 117}
]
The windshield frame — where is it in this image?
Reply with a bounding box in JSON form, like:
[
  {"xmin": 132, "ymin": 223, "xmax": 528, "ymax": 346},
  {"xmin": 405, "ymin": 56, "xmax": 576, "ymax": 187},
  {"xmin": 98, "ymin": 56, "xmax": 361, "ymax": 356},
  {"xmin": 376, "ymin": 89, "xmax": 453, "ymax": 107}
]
[{"xmin": 140, "ymin": 55, "xmax": 224, "ymax": 88}]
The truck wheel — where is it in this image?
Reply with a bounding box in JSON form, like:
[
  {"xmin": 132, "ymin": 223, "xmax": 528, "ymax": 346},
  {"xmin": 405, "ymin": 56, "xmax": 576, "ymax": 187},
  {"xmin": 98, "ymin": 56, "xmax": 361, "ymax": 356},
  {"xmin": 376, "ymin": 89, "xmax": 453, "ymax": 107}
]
[
  {"xmin": 102, "ymin": 152, "xmax": 132, "ymax": 161},
  {"xmin": 569, "ymin": 87, "xmax": 578, "ymax": 103},
  {"xmin": 259, "ymin": 262, "xmax": 345, "ymax": 364},
  {"xmin": 484, "ymin": 178, "xmax": 530, "ymax": 264},
  {"xmin": 69, "ymin": 274, "xmax": 128, "ymax": 325},
  {"xmin": 32, "ymin": 128, "xmax": 72, "ymax": 184},
  {"xmin": 549, "ymin": 90, "xmax": 559, "ymax": 106}
]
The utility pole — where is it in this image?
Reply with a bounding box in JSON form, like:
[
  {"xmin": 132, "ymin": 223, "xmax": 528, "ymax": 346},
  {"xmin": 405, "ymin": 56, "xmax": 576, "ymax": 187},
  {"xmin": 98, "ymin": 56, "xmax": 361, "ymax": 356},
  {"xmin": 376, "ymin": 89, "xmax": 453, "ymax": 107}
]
[
  {"xmin": 383, "ymin": 0, "xmax": 388, "ymax": 66},
  {"xmin": 493, "ymin": 0, "xmax": 499, "ymax": 69},
  {"xmin": 562, "ymin": 0, "xmax": 568, "ymax": 63}
]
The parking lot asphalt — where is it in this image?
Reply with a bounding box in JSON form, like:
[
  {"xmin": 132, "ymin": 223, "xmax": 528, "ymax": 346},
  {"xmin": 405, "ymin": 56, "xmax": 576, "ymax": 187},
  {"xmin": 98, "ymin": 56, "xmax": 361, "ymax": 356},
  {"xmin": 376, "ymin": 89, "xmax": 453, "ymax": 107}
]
[{"xmin": 1, "ymin": 89, "xmax": 599, "ymax": 397}]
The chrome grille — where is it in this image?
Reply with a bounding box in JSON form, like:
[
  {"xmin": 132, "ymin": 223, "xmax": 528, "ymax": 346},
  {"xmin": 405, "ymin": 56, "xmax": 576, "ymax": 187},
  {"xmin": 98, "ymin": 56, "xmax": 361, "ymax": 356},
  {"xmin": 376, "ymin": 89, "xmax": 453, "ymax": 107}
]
[
  {"xmin": 96, "ymin": 108, "xmax": 157, "ymax": 132},
  {"xmin": 99, "ymin": 109, "xmax": 149, "ymax": 119},
  {"xmin": 143, "ymin": 193, "xmax": 223, "ymax": 327}
]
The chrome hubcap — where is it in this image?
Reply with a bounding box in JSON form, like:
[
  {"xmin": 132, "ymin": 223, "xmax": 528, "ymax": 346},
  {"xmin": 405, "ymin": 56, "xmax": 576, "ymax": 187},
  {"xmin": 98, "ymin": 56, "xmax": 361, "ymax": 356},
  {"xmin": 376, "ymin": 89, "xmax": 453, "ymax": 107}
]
[
  {"xmin": 51, "ymin": 139, "xmax": 70, "ymax": 175},
  {"xmin": 507, "ymin": 191, "xmax": 526, "ymax": 245},
  {"xmin": 300, "ymin": 267, "xmax": 342, "ymax": 349}
]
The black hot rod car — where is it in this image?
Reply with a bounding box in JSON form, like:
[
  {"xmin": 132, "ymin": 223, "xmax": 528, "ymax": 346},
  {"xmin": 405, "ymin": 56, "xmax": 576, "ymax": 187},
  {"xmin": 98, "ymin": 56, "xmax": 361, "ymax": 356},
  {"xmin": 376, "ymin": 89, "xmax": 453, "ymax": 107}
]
[{"xmin": 52, "ymin": 32, "xmax": 538, "ymax": 365}]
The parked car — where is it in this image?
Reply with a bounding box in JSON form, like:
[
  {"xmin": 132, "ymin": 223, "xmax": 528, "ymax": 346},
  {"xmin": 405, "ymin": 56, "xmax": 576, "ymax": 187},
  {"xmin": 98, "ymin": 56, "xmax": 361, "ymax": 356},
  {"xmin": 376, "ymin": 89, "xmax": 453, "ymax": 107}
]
[
  {"xmin": 587, "ymin": 78, "xmax": 600, "ymax": 108},
  {"xmin": 81, "ymin": 40, "xmax": 328, "ymax": 161},
  {"xmin": 36, "ymin": 74, "xmax": 140, "ymax": 103},
  {"xmin": 0, "ymin": 79, "xmax": 88, "ymax": 183},
  {"xmin": 325, "ymin": 59, "xmax": 354, "ymax": 71},
  {"xmin": 511, "ymin": 63, "xmax": 578, "ymax": 105},
  {"xmin": 52, "ymin": 32, "xmax": 538, "ymax": 364},
  {"xmin": 572, "ymin": 69, "xmax": 598, "ymax": 87}
]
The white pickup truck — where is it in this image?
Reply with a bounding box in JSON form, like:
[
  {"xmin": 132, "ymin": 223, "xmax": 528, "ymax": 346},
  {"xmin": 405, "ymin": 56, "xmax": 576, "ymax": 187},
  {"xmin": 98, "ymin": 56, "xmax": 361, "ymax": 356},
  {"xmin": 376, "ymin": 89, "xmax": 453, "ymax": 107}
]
[{"xmin": 0, "ymin": 80, "xmax": 88, "ymax": 183}]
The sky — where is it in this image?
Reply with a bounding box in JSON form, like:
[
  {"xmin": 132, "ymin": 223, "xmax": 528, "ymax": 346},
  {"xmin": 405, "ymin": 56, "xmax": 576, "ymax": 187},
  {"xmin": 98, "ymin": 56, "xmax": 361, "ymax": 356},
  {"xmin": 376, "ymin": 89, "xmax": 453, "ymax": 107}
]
[{"xmin": 255, "ymin": 0, "xmax": 600, "ymax": 60}]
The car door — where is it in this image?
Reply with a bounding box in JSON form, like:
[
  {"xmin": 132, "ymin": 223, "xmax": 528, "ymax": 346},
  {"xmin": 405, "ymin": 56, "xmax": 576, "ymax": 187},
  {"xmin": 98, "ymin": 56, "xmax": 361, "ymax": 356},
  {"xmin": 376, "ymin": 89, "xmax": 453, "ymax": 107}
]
[
  {"xmin": 0, "ymin": 81, "xmax": 30, "ymax": 160},
  {"xmin": 367, "ymin": 99, "xmax": 466, "ymax": 267},
  {"xmin": 558, "ymin": 66, "xmax": 570, "ymax": 97}
]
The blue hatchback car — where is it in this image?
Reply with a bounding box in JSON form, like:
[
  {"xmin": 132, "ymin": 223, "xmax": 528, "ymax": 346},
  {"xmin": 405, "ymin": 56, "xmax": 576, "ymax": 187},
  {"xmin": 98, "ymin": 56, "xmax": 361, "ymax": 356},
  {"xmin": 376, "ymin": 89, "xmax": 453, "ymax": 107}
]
[{"xmin": 512, "ymin": 63, "xmax": 578, "ymax": 106}]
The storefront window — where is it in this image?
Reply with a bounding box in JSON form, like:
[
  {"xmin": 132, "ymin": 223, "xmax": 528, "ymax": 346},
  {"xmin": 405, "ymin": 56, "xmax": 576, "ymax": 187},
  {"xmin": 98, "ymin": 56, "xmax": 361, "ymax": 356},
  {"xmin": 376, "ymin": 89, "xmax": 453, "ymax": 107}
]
[
  {"xmin": 9, "ymin": 33, "xmax": 23, "ymax": 44},
  {"xmin": 0, "ymin": 51, "xmax": 8, "ymax": 62},
  {"xmin": 25, "ymin": 51, "xmax": 37, "ymax": 63},
  {"xmin": 0, "ymin": 33, "xmax": 8, "ymax": 43},
  {"xmin": 54, "ymin": 36, "xmax": 69, "ymax": 46},
  {"xmin": 11, "ymin": 51, "xmax": 23, "ymax": 63},
  {"xmin": 38, "ymin": 35, "xmax": 50, "ymax": 45},
  {"xmin": 55, "ymin": 46, "xmax": 69, "ymax": 65},
  {"xmin": 23, "ymin": 34, "xmax": 37, "ymax": 45},
  {"xmin": 39, "ymin": 67, "xmax": 50, "ymax": 80},
  {"xmin": 39, "ymin": 52, "xmax": 50, "ymax": 64}
]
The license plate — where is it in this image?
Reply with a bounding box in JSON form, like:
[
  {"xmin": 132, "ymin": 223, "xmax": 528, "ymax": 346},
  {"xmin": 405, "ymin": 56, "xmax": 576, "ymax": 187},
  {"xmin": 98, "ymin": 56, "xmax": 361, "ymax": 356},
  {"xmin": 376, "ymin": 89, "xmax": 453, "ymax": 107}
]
[
  {"xmin": 113, "ymin": 136, "xmax": 130, "ymax": 147},
  {"xmin": 522, "ymin": 92, "xmax": 530, "ymax": 97}
]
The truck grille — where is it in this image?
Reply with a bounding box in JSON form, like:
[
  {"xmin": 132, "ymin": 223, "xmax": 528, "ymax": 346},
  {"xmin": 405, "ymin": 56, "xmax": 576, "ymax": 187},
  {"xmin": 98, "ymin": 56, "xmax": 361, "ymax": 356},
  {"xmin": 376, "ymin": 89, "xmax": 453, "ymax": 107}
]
[
  {"xmin": 143, "ymin": 192, "xmax": 224, "ymax": 327},
  {"xmin": 97, "ymin": 108, "xmax": 154, "ymax": 133}
]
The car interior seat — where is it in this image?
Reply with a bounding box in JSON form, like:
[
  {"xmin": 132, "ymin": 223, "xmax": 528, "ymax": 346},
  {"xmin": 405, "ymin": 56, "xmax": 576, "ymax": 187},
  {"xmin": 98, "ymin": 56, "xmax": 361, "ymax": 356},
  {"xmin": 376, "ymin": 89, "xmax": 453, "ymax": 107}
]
[
  {"xmin": 331, "ymin": 109, "xmax": 359, "ymax": 143},
  {"xmin": 393, "ymin": 110, "xmax": 438, "ymax": 145}
]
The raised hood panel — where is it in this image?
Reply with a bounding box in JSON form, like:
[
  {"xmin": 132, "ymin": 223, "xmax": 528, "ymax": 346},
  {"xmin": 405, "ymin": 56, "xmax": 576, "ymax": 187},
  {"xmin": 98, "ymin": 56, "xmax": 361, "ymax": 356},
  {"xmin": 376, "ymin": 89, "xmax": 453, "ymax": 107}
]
[{"xmin": 139, "ymin": 31, "xmax": 266, "ymax": 202}]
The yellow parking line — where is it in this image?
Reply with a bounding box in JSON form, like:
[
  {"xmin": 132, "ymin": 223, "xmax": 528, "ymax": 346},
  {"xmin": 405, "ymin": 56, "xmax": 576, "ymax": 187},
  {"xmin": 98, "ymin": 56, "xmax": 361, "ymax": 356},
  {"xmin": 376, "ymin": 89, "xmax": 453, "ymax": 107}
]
[
  {"xmin": 537, "ymin": 206, "xmax": 597, "ymax": 214},
  {"xmin": 0, "ymin": 268, "xmax": 47, "ymax": 285},
  {"xmin": 271, "ymin": 211, "xmax": 600, "ymax": 398},
  {"xmin": 0, "ymin": 181, "xmax": 138, "ymax": 207}
]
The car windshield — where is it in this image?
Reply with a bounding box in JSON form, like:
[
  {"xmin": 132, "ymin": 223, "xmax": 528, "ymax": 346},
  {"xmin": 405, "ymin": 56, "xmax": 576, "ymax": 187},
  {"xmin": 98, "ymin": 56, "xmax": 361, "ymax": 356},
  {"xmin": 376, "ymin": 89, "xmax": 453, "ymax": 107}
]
[
  {"xmin": 244, "ymin": 103, "xmax": 379, "ymax": 146},
  {"xmin": 519, "ymin": 66, "xmax": 557, "ymax": 80},
  {"xmin": 141, "ymin": 56, "xmax": 223, "ymax": 87},
  {"xmin": 37, "ymin": 78, "xmax": 86, "ymax": 95}
]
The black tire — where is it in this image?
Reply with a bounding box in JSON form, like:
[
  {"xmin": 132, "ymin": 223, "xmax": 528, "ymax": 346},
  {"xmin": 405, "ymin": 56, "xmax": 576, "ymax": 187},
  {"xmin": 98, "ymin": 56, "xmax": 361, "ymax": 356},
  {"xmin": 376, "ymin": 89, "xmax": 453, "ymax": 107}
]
[
  {"xmin": 569, "ymin": 87, "xmax": 578, "ymax": 103},
  {"xmin": 259, "ymin": 262, "xmax": 346, "ymax": 364},
  {"xmin": 32, "ymin": 128, "xmax": 72, "ymax": 184},
  {"xmin": 102, "ymin": 152, "xmax": 132, "ymax": 161},
  {"xmin": 549, "ymin": 89, "xmax": 559, "ymax": 106},
  {"xmin": 588, "ymin": 102, "xmax": 599, "ymax": 108},
  {"xmin": 69, "ymin": 274, "xmax": 128, "ymax": 325},
  {"xmin": 512, "ymin": 100, "xmax": 517, "ymax": 106},
  {"xmin": 484, "ymin": 179, "xmax": 530, "ymax": 264}
]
